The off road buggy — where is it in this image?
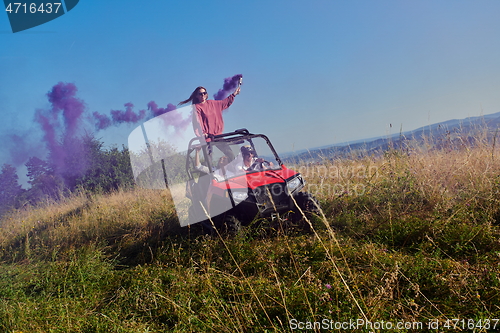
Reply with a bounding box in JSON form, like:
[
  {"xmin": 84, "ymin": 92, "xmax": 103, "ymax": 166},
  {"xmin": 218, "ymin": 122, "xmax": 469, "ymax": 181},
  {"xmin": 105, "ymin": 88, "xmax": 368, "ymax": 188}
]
[{"xmin": 185, "ymin": 128, "xmax": 320, "ymax": 232}]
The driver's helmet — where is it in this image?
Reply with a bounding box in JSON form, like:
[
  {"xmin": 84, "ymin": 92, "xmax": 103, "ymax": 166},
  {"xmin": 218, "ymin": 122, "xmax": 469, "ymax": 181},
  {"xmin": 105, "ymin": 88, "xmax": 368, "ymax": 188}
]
[{"xmin": 241, "ymin": 145, "xmax": 255, "ymax": 155}]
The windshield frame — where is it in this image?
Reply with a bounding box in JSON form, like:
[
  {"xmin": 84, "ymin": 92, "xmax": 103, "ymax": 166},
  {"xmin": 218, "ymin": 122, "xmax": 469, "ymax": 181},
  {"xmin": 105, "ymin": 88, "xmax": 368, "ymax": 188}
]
[{"xmin": 187, "ymin": 132, "xmax": 284, "ymax": 183}]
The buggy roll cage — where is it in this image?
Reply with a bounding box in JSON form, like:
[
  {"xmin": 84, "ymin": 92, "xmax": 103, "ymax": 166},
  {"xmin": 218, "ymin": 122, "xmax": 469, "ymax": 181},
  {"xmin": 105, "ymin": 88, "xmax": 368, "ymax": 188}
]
[{"xmin": 185, "ymin": 128, "xmax": 283, "ymax": 180}]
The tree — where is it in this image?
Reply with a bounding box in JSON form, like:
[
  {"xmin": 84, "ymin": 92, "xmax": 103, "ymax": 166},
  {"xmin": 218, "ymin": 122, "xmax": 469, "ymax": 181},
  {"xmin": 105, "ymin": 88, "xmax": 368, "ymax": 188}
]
[
  {"xmin": 25, "ymin": 157, "xmax": 63, "ymax": 203},
  {"xmin": 26, "ymin": 156, "xmax": 50, "ymax": 185},
  {"xmin": 76, "ymin": 141, "xmax": 135, "ymax": 192},
  {"xmin": 0, "ymin": 164, "xmax": 24, "ymax": 215},
  {"xmin": 20, "ymin": 135, "xmax": 136, "ymax": 205}
]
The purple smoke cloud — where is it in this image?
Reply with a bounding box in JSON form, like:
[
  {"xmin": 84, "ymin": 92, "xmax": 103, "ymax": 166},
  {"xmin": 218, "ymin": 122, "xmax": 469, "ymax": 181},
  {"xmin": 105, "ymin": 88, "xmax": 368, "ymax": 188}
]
[
  {"xmin": 46, "ymin": 82, "xmax": 85, "ymax": 138},
  {"xmin": 93, "ymin": 111, "xmax": 112, "ymax": 130},
  {"xmin": 111, "ymin": 102, "xmax": 146, "ymax": 124},
  {"xmin": 33, "ymin": 82, "xmax": 88, "ymax": 173},
  {"xmin": 93, "ymin": 103, "xmax": 147, "ymax": 130},
  {"xmin": 34, "ymin": 110, "xmax": 58, "ymax": 152},
  {"xmin": 6, "ymin": 133, "xmax": 44, "ymax": 167},
  {"xmin": 91, "ymin": 74, "xmax": 243, "ymax": 132},
  {"xmin": 147, "ymin": 101, "xmax": 190, "ymax": 133},
  {"xmin": 5, "ymin": 74, "xmax": 243, "ymax": 175},
  {"xmin": 213, "ymin": 74, "xmax": 243, "ymax": 100},
  {"xmin": 147, "ymin": 101, "xmax": 177, "ymax": 117}
]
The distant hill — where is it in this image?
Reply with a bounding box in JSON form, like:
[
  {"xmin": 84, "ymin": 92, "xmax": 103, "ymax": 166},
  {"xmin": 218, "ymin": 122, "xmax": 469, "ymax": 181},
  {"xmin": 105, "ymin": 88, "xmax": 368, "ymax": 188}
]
[{"xmin": 284, "ymin": 112, "xmax": 500, "ymax": 163}]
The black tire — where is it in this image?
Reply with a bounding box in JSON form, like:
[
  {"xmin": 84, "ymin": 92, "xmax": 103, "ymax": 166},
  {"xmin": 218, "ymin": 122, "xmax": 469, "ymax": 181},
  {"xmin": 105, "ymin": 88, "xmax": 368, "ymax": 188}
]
[
  {"xmin": 291, "ymin": 192, "xmax": 321, "ymax": 221},
  {"xmin": 200, "ymin": 219, "xmax": 216, "ymax": 235},
  {"xmin": 202, "ymin": 214, "xmax": 241, "ymax": 236},
  {"xmin": 223, "ymin": 215, "xmax": 242, "ymax": 234}
]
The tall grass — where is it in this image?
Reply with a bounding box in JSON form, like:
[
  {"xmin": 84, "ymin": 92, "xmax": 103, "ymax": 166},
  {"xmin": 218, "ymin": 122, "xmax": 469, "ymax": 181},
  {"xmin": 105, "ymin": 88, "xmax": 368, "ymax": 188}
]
[{"xmin": 1, "ymin": 127, "xmax": 500, "ymax": 332}]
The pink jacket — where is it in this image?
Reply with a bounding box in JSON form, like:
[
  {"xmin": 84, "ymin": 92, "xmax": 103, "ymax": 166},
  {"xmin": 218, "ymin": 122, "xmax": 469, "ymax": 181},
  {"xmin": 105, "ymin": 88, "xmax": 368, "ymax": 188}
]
[{"xmin": 193, "ymin": 95, "xmax": 235, "ymax": 138}]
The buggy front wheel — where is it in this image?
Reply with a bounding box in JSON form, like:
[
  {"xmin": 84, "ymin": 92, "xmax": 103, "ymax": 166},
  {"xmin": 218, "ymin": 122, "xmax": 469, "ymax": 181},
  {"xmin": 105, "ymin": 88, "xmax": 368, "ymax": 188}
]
[
  {"xmin": 223, "ymin": 215, "xmax": 242, "ymax": 234},
  {"xmin": 291, "ymin": 192, "xmax": 321, "ymax": 222}
]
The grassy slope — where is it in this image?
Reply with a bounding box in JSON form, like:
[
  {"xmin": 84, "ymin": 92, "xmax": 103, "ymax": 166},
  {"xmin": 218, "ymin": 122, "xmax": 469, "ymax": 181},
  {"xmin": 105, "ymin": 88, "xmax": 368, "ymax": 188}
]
[{"xmin": 1, "ymin": 136, "xmax": 500, "ymax": 332}]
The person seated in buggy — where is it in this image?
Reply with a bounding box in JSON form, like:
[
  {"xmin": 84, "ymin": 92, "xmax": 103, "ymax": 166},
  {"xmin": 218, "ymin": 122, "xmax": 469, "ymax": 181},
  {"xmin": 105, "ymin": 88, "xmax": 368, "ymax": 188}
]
[{"xmin": 227, "ymin": 145, "xmax": 274, "ymax": 176}]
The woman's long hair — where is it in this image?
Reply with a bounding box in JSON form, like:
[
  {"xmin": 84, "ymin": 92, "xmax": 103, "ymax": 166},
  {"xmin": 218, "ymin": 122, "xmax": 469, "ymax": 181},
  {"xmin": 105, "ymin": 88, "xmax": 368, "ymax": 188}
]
[{"xmin": 178, "ymin": 86, "xmax": 206, "ymax": 105}]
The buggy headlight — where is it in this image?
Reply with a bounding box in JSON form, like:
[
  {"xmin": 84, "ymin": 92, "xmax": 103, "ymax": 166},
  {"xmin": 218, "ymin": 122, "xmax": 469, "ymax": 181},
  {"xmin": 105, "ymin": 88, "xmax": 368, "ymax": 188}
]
[
  {"xmin": 231, "ymin": 191, "xmax": 248, "ymax": 204},
  {"xmin": 287, "ymin": 176, "xmax": 302, "ymax": 194}
]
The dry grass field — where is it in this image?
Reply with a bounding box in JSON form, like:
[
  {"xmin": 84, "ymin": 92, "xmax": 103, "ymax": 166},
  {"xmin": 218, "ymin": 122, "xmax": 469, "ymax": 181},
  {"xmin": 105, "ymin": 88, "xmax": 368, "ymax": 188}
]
[{"xmin": 1, "ymin": 130, "xmax": 500, "ymax": 332}]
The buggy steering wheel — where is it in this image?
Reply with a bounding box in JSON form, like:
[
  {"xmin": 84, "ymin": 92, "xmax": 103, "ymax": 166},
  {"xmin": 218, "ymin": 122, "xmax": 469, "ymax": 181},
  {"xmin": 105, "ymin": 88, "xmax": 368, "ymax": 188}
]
[{"xmin": 249, "ymin": 160, "xmax": 271, "ymax": 171}]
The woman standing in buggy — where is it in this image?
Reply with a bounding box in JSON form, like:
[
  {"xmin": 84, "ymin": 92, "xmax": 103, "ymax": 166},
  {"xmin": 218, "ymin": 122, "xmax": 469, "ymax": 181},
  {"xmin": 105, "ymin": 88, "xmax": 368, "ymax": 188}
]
[{"xmin": 179, "ymin": 82, "xmax": 241, "ymax": 160}]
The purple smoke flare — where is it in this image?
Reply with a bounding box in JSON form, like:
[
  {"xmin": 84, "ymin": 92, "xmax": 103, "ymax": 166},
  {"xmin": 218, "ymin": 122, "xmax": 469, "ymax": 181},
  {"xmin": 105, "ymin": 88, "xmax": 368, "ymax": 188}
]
[{"xmin": 213, "ymin": 74, "xmax": 243, "ymax": 100}]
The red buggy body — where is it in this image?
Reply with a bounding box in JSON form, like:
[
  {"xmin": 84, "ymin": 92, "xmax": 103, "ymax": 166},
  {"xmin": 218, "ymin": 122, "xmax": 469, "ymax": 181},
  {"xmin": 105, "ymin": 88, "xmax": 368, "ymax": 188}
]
[{"xmin": 185, "ymin": 129, "xmax": 319, "ymax": 232}]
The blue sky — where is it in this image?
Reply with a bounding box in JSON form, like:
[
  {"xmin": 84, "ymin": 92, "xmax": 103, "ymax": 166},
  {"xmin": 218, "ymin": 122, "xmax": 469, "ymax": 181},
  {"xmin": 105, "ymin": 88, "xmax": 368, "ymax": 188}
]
[{"xmin": 2, "ymin": 0, "xmax": 500, "ymax": 172}]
